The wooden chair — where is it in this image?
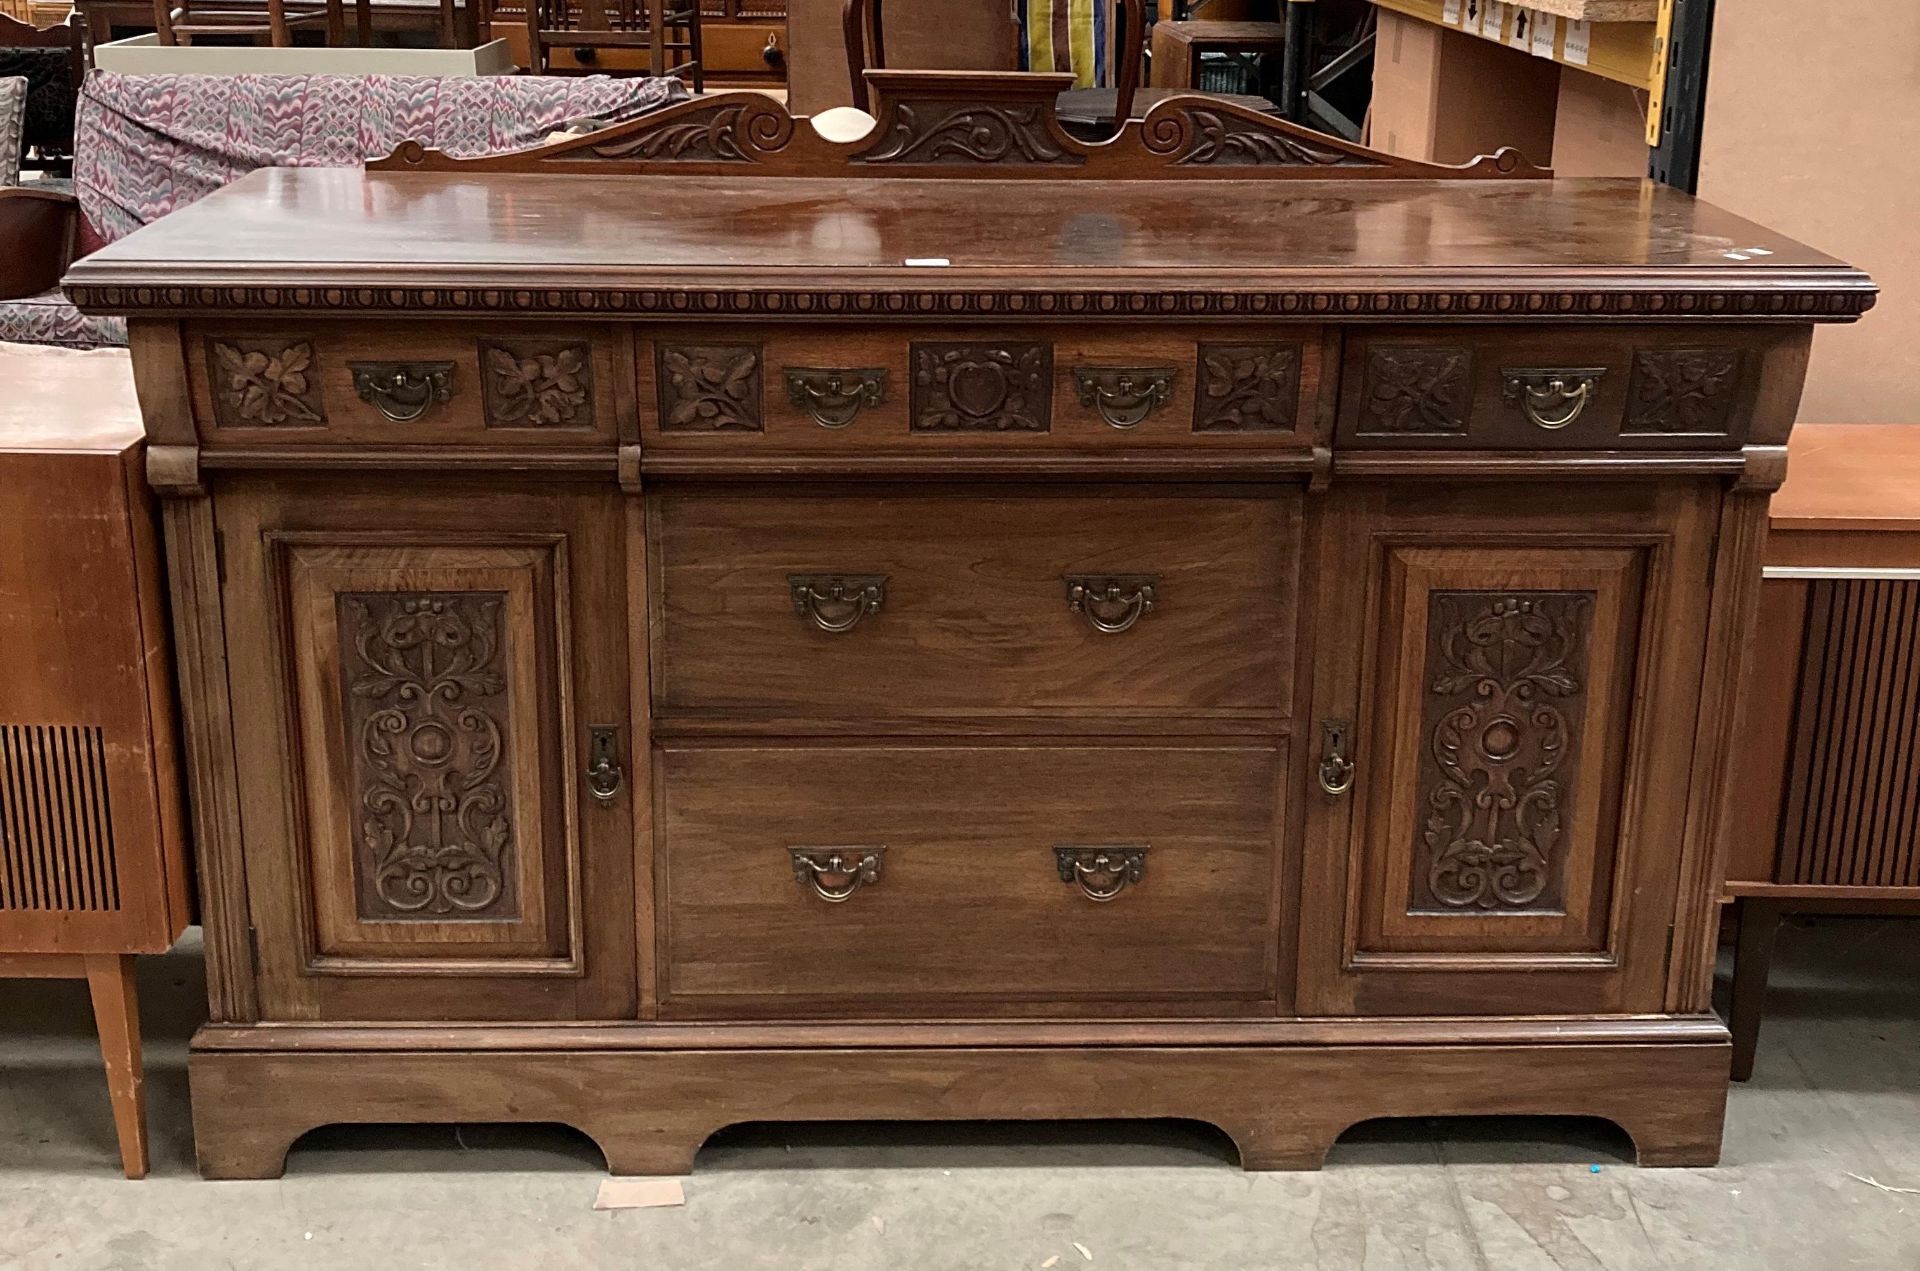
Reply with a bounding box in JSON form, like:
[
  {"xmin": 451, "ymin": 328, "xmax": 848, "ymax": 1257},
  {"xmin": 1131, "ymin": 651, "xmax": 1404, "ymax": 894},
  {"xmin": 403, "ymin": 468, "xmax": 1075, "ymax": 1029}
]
[
  {"xmin": 150, "ymin": 0, "xmax": 343, "ymax": 47},
  {"xmin": 529, "ymin": 0, "xmax": 704, "ymax": 89},
  {"xmin": 338, "ymin": 0, "xmax": 486, "ymax": 49},
  {"xmin": 0, "ymin": 13, "xmax": 83, "ymax": 173},
  {"xmin": 0, "ymin": 345, "xmax": 194, "ymax": 1180},
  {"xmin": 844, "ymin": 0, "xmax": 1276, "ymax": 140}
]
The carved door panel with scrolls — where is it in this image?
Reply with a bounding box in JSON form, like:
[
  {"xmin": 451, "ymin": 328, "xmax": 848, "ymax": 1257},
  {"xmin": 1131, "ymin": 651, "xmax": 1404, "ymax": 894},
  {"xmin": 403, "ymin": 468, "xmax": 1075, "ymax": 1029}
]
[
  {"xmin": 1297, "ymin": 482, "xmax": 1719, "ymax": 1017},
  {"xmin": 217, "ymin": 479, "xmax": 636, "ymax": 1022}
]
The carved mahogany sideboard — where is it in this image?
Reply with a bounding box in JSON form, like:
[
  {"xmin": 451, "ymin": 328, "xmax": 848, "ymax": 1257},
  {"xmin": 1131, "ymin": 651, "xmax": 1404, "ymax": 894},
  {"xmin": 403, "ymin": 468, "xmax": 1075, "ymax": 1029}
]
[{"xmin": 66, "ymin": 72, "xmax": 1873, "ymax": 1179}]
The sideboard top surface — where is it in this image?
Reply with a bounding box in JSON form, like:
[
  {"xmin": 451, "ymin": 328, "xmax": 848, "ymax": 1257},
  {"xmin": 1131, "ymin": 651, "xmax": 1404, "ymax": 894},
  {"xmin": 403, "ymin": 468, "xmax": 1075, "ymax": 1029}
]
[{"xmin": 68, "ymin": 169, "xmax": 1872, "ymax": 322}]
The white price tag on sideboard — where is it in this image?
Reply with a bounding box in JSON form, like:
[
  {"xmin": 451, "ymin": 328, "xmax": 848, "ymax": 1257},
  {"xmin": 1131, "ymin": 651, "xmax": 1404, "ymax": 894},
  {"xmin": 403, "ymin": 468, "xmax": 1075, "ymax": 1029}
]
[
  {"xmin": 1530, "ymin": 11, "xmax": 1558, "ymax": 57},
  {"xmin": 1442, "ymin": 0, "xmax": 1462, "ymax": 25},
  {"xmin": 1509, "ymin": 7, "xmax": 1533, "ymax": 49},
  {"xmin": 1563, "ymin": 18, "xmax": 1592, "ymax": 65}
]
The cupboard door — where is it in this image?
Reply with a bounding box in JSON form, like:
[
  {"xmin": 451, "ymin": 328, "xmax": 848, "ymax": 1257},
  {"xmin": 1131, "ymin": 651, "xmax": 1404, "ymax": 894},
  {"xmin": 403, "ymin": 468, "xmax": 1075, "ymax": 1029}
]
[
  {"xmin": 218, "ymin": 479, "xmax": 636, "ymax": 1022},
  {"xmin": 1298, "ymin": 482, "xmax": 1718, "ymax": 1016}
]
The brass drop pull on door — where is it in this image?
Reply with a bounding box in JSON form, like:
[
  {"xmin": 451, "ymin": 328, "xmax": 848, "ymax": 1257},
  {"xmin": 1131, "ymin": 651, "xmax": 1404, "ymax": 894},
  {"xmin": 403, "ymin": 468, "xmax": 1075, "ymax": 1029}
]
[
  {"xmin": 789, "ymin": 847, "xmax": 885, "ymax": 903},
  {"xmin": 1317, "ymin": 719, "xmax": 1355, "ymax": 796},
  {"xmin": 349, "ymin": 361, "xmax": 455, "ymax": 422},
  {"xmin": 1054, "ymin": 845, "xmax": 1147, "ymax": 902},
  {"xmin": 1064, "ymin": 574, "xmax": 1158, "ymax": 634},
  {"xmin": 788, "ymin": 573, "xmax": 888, "ymax": 632},
  {"xmin": 1501, "ymin": 368, "xmax": 1605, "ymax": 430},
  {"xmin": 586, "ymin": 726, "xmax": 623, "ymax": 804}
]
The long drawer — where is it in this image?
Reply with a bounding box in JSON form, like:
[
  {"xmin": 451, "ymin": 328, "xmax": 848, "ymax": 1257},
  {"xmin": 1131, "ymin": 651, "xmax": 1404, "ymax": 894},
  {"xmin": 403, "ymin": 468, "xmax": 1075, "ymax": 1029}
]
[
  {"xmin": 656, "ymin": 742, "xmax": 1283, "ymax": 1015},
  {"xmin": 184, "ymin": 321, "xmax": 621, "ymax": 448},
  {"xmin": 651, "ymin": 488, "xmax": 1299, "ymax": 720},
  {"xmin": 638, "ymin": 325, "xmax": 1323, "ymax": 451},
  {"xmin": 1336, "ymin": 326, "xmax": 1788, "ymax": 450}
]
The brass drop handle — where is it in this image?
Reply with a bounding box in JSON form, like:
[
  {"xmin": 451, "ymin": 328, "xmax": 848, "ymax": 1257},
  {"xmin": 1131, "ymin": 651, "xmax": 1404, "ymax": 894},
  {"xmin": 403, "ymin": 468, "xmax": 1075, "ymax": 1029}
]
[
  {"xmin": 1064, "ymin": 574, "xmax": 1158, "ymax": 635},
  {"xmin": 789, "ymin": 573, "xmax": 888, "ymax": 633},
  {"xmin": 1501, "ymin": 368, "xmax": 1605, "ymax": 431},
  {"xmin": 1055, "ymin": 845, "xmax": 1147, "ymax": 902},
  {"xmin": 586, "ymin": 726, "xmax": 623, "ymax": 804},
  {"xmin": 789, "ymin": 847, "xmax": 884, "ymax": 903},
  {"xmin": 1317, "ymin": 719, "xmax": 1355, "ymax": 797},
  {"xmin": 784, "ymin": 368, "xmax": 887, "ymax": 428},
  {"xmin": 350, "ymin": 361, "xmax": 455, "ymax": 423},
  {"xmin": 1073, "ymin": 367, "xmax": 1175, "ymax": 429}
]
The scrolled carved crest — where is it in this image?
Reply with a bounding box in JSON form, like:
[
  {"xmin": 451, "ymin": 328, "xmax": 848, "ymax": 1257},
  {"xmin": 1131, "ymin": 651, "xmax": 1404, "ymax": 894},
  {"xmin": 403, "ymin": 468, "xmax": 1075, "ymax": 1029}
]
[
  {"xmin": 341, "ymin": 591, "xmax": 518, "ymax": 920},
  {"xmin": 588, "ymin": 95, "xmax": 797, "ymax": 163},
  {"xmin": 858, "ymin": 102, "xmax": 1075, "ymax": 166},
  {"xmin": 1143, "ymin": 104, "xmax": 1374, "ymax": 169},
  {"xmin": 1414, "ymin": 591, "xmax": 1592, "ymax": 913}
]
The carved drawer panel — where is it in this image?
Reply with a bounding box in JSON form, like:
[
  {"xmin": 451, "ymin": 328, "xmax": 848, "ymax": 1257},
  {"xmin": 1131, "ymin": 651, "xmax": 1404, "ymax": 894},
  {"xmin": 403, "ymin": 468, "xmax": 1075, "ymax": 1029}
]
[
  {"xmin": 651, "ymin": 488, "xmax": 1298, "ymax": 720},
  {"xmin": 1336, "ymin": 327, "xmax": 1786, "ymax": 450},
  {"xmin": 637, "ymin": 325, "xmax": 1323, "ymax": 451},
  {"xmin": 657, "ymin": 741, "xmax": 1281, "ymax": 1016},
  {"xmin": 186, "ymin": 322, "xmax": 619, "ymax": 447}
]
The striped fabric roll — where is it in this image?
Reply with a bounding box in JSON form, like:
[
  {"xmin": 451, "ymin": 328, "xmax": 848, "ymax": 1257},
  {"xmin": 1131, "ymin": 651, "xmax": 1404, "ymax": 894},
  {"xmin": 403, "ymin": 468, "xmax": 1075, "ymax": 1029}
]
[{"xmin": 1019, "ymin": 0, "xmax": 1115, "ymax": 89}]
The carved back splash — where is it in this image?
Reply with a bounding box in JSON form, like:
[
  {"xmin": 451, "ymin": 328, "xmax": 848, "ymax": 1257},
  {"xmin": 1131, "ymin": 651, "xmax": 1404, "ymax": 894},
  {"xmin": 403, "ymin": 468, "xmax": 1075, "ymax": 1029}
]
[{"xmin": 372, "ymin": 71, "xmax": 1549, "ymax": 181}]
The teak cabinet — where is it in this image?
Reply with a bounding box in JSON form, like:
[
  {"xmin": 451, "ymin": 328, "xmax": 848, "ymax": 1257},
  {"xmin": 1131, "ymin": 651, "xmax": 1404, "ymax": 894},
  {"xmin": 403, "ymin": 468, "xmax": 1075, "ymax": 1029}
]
[
  {"xmin": 0, "ymin": 345, "xmax": 194, "ymax": 1179},
  {"xmin": 69, "ymin": 72, "xmax": 1873, "ymax": 1179}
]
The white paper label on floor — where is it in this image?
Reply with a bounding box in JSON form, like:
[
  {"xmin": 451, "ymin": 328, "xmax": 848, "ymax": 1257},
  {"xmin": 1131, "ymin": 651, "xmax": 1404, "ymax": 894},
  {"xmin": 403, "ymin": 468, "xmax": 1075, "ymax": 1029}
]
[
  {"xmin": 1563, "ymin": 18, "xmax": 1592, "ymax": 65},
  {"xmin": 1509, "ymin": 7, "xmax": 1533, "ymax": 50},
  {"xmin": 1442, "ymin": 0, "xmax": 1463, "ymax": 24},
  {"xmin": 1530, "ymin": 10, "xmax": 1558, "ymax": 57},
  {"xmin": 594, "ymin": 1178, "xmax": 686, "ymax": 1211}
]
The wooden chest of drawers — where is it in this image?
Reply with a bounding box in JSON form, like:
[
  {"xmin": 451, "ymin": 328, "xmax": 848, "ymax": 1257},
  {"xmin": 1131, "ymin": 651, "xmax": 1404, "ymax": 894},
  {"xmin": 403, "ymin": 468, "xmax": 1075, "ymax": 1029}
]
[{"xmin": 69, "ymin": 73, "xmax": 1872, "ymax": 1179}]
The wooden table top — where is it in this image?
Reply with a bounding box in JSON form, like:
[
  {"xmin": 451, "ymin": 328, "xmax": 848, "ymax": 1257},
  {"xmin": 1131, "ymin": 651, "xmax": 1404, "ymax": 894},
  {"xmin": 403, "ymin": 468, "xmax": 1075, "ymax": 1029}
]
[
  {"xmin": 0, "ymin": 344, "xmax": 143, "ymax": 453},
  {"xmin": 1153, "ymin": 21, "xmax": 1288, "ymax": 48},
  {"xmin": 67, "ymin": 169, "xmax": 1866, "ymax": 308},
  {"xmin": 1772, "ymin": 425, "xmax": 1920, "ymax": 535}
]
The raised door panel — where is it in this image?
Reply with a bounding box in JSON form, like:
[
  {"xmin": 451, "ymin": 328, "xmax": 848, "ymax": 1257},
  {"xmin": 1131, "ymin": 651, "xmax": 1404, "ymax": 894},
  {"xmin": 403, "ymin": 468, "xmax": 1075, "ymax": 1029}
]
[
  {"xmin": 1298, "ymin": 482, "xmax": 1718, "ymax": 1016},
  {"xmin": 218, "ymin": 480, "xmax": 636, "ymax": 1022}
]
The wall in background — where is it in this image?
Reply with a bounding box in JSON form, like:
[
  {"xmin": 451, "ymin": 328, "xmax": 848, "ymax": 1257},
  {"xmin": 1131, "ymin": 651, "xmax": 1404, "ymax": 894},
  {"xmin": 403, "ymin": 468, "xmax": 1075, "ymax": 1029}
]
[{"xmin": 1699, "ymin": 6, "xmax": 1917, "ymax": 423}]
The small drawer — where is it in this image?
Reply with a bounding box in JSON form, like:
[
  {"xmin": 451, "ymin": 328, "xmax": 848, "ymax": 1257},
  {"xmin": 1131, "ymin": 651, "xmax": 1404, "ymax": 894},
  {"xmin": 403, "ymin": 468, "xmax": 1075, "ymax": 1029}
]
[
  {"xmin": 186, "ymin": 321, "xmax": 619, "ymax": 447},
  {"xmin": 657, "ymin": 742, "xmax": 1282, "ymax": 1015},
  {"xmin": 639, "ymin": 324, "xmax": 1322, "ymax": 451},
  {"xmin": 1337, "ymin": 326, "xmax": 1781, "ymax": 450},
  {"xmin": 652, "ymin": 488, "xmax": 1299, "ymax": 719}
]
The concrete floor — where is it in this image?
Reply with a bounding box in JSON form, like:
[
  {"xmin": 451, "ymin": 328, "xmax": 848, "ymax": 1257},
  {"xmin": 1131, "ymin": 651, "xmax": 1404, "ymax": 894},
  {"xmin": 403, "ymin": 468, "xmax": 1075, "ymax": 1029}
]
[{"xmin": 2, "ymin": 920, "xmax": 1917, "ymax": 1270}]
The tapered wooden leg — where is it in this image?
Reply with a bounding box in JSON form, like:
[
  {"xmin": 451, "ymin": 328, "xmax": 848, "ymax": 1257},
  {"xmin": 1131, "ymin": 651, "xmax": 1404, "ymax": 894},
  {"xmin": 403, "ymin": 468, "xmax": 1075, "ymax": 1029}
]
[
  {"xmin": 1728, "ymin": 898, "xmax": 1784, "ymax": 1082},
  {"xmin": 84, "ymin": 954, "xmax": 149, "ymax": 1179}
]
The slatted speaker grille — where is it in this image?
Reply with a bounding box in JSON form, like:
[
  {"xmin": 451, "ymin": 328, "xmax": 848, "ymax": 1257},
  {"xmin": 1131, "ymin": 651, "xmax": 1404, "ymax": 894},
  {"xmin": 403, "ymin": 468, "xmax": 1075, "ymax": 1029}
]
[
  {"xmin": 0, "ymin": 724, "xmax": 120, "ymax": 913},
  {"xmin": 1782, "ymin": 579, "xmax": 1920, "ymax": 888}
]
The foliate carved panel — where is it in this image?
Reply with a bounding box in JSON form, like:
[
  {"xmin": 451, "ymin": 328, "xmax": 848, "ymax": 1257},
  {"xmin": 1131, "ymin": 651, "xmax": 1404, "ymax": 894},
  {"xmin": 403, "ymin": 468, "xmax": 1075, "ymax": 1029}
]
[
  {"xmin": 339, "ymin": 591, "xmax": 519, "ymax": 921},
  {"xmin": 207, "ymin": 337, "xmax": 327, "ymax": 427},
  {"xmin": 1194, "ymin": 343, "xmax": 1302, "ymax": 432},
  {"xmin": 1412, "ymin": 591, "xmax": 1593, "ymax": 914},
  {"xmin": 1358, "ymin": 346, "xmax": 1472, "ymax": 435},
  {"xmin": 857, "ymin": 103, "xmax": 1077, "ymax": 166},
  {"xmin": 910, "ymin": 343, "xmax": 1053, "ymax": 432},
  {"xmin": 480, "ymin": 340, "xmax": 594, "ymax": 428},
  {"xmin": 1624, "ymin": 348, "xmax": 1742, "ymax": 435},
  {"xmin": 659, "ymin": 343, "xmax": 764, "ymax": 431}
]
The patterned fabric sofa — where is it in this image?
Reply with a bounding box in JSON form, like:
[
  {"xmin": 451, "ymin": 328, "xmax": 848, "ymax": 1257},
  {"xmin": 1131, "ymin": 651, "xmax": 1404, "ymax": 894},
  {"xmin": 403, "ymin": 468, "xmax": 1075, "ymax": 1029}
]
[{"xmin": 2, "ymin": 70, "xmax": 688, "ymax": 349}]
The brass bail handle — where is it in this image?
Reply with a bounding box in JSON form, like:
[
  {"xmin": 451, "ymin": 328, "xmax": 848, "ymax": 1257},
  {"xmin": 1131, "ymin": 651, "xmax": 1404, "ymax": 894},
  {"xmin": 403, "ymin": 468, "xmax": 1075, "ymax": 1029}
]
[{"xmin": 789, "ymin": 848, "xmax": 885, "ymax": 903}]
